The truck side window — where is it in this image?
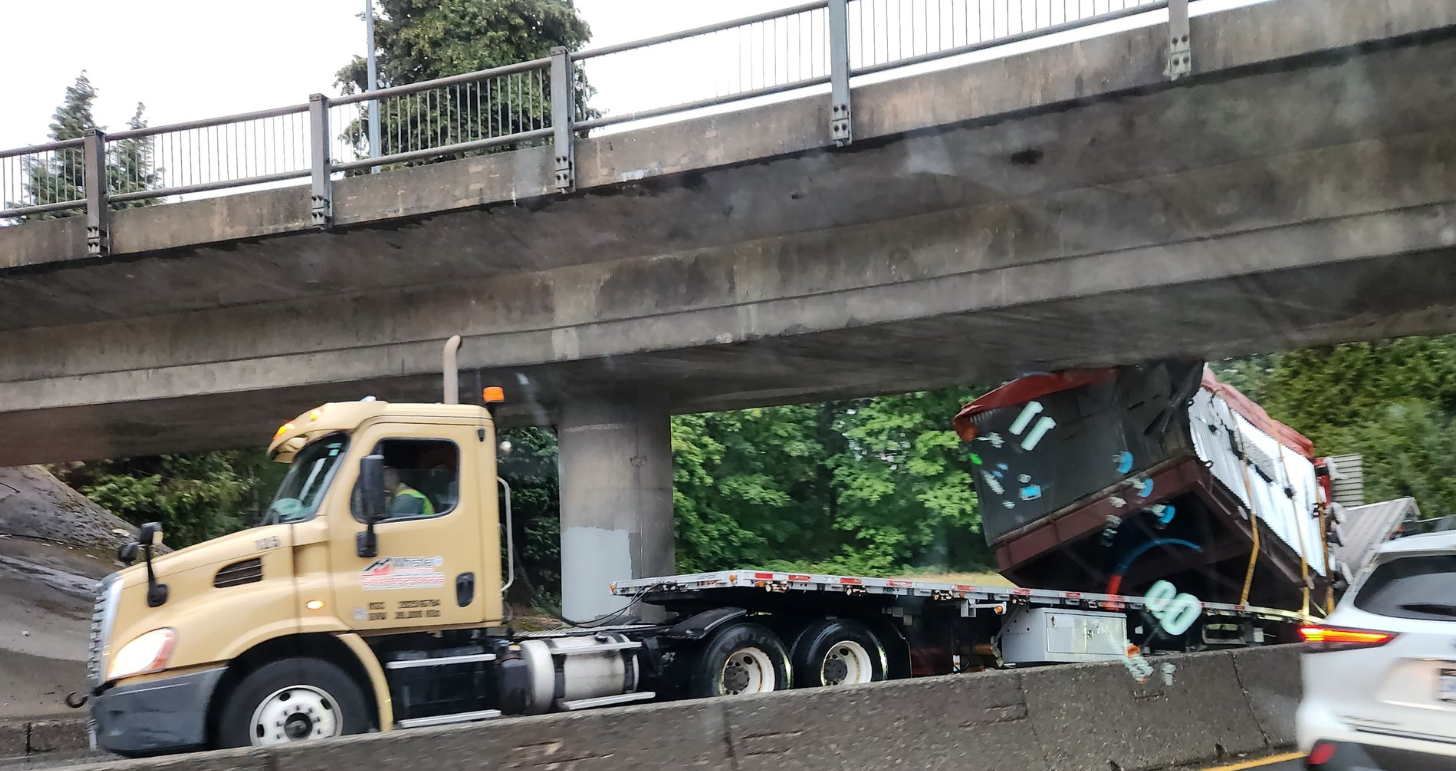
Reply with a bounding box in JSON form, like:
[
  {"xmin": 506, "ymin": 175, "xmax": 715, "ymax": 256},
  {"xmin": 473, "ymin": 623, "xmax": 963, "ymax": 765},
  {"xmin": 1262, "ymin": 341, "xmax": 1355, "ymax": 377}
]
[{"xmin": 351, "ymin": 438, "xmax": 460, "ymax": 522}]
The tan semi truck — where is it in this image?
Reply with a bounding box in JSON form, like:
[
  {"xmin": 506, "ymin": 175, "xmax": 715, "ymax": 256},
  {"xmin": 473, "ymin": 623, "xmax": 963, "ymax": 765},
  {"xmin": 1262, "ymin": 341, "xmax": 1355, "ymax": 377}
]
[{"xmin": 87, "ymin": 341, "xmax": 1309, "ymax": 756}]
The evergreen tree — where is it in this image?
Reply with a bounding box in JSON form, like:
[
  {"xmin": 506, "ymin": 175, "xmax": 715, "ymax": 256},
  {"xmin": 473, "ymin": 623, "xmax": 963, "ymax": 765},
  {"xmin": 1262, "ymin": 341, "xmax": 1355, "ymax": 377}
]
[
  {"xmin": 11, "ymin": 75, "xmax": 163, "ymax": 219},
  {"xmin": 110, "ymin": 102, "xmax": 163, "ymax": 209},
  {"xmin": 13, "ymin": 73, "xmax": 97, "ymax": 220}
]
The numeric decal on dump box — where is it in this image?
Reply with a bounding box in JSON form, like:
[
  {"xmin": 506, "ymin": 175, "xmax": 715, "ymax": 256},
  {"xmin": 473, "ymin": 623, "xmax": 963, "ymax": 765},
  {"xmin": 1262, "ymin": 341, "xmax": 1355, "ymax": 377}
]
[{"xmin": 1144, "ymin": 580, "xmax": 1202, "ymax": 636}]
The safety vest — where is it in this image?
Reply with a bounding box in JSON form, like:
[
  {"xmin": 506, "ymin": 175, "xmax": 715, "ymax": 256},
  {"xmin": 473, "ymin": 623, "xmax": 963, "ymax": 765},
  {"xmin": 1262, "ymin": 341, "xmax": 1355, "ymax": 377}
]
[{"xmin": 391, "ymin": 484, "xmax": 435, "ymax": 517}]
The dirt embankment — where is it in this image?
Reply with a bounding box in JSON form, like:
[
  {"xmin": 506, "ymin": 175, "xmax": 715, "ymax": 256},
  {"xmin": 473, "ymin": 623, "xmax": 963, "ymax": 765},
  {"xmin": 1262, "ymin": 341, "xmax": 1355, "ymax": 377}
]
[{"xmin": 0, "ymin": 467, "xmax": 137, "ymax": 719}]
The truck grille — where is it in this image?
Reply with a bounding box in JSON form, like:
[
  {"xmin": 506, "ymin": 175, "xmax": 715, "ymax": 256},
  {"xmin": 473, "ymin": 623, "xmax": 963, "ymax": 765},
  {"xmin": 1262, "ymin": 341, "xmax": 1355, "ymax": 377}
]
[{"xmin": 88, "ymin": 575, "xmax": 120, "ymax": 686}]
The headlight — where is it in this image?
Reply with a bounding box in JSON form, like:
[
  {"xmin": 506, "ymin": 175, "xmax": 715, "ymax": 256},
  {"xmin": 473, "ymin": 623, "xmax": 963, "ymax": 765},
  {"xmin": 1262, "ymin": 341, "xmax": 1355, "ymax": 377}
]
[{"xmin": 108, "ymin": 628, "xmax": 177, "ymax": 680}]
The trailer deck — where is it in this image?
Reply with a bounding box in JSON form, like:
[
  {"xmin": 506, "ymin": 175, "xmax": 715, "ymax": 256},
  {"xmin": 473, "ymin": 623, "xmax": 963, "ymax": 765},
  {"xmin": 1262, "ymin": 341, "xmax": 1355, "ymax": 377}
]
[{"xmin": 614, "ymin": 570, "xmax": 1307, "ymax": 625}]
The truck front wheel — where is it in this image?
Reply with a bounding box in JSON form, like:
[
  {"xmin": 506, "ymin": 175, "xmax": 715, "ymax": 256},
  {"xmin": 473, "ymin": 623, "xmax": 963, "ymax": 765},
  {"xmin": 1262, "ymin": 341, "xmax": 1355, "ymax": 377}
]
[
  {"xmin": 790, "ymin": 619, "xmax": 886, "ymax": 687},
  {"xmin": 216, "ymin": 657, "xmax": 370, "ymax": 748},
  {"xmin": 686, "ymin": 622, "xmax": 792, "ymax": 698}
]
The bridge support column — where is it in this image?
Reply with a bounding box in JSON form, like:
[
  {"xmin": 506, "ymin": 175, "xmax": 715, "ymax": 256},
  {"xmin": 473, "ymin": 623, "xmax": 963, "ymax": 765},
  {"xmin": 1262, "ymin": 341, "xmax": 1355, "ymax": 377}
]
[{"xmin": 557, "ymin": 390, "xmax": 675, "ymax": 622}]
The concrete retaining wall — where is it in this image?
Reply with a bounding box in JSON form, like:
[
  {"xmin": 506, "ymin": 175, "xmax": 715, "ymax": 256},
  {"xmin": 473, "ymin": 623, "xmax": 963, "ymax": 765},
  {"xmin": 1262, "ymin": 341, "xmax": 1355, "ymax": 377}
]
[
  {"xmin": 0, "ymin": 716, "xmax": 89, "ymax": 761},
  {"xmin": 44, "ymin": 646, "xmax": 1302, "ymax": 771}
]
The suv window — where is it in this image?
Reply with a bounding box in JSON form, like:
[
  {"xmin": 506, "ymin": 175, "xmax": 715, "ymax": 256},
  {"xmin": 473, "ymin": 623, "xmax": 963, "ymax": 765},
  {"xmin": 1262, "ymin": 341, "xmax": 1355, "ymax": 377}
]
[
  {"xmin": 351, "ymin": 438, "xmax": 460, "ymax": 522},
  {"xmin": 1353, "ymin": 554, "xmax": 1456, "ymax": 621}
]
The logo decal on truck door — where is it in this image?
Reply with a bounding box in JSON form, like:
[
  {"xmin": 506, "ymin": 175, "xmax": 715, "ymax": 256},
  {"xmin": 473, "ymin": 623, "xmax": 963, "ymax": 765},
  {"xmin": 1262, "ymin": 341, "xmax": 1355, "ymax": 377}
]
[{"xmin": 359, "ymin": 556, "xmax": 445, "ymax": 591}]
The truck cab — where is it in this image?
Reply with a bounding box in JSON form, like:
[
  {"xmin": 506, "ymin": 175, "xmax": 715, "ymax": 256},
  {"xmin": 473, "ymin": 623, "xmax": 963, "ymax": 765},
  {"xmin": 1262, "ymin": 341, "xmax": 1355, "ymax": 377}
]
[{"xmin": 90, "ymin": 399, "xmax": 506, "ymax": 754}]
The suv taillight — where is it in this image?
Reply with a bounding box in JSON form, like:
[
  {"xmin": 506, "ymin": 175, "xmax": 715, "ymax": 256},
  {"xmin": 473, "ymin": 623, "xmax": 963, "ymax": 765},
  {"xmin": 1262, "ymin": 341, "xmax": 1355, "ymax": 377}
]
[{"xmin": 1299, "ymin": 625, "xmax": 1397, "ymax": 653}]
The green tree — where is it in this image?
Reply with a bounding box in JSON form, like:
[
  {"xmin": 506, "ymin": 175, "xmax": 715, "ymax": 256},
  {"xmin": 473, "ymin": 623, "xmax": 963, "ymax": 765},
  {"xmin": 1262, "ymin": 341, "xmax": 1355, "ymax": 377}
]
[
  {"xmin": 11, "ymin": 73, "xmax": 96, "ymax": 218},
  {"xmin": 670, "ymin": 387, "xmax": 993, "ymax": 577},
  {"xmin": 822, "ymin": 389, "xmax": 988, "ymax": 574},
  {"xmin": 496, "ymin": 427, "xmax": 563, "ymax": 602},
  {"xmin": 1210, "ymin": 354, "xmax": 1279, "ymax": 404},
  {"xmin": 334, "ymin": 0, "xmax": 594, "ymax": 162},
  {"xmin": 55, "ymin": 453, "xmax": 256, "ymax": 547},
  {"xmin": 11, "ymin": 73, "xmax": 162, "ymax": 219},
  {"xmin": 1246, "ymin": 334, "xmax": 1456, "ymax": 519},
  {"xmin": 1319, "ymin": 400, "xmax": 1456, "ymax": 516},
  {"xmin": 109, "ymin": 102, "xmax": 163, "ymax": 209},
  {"xmin": 1265, "ymin": 337, "xmax": 1456, "ymax": 445}
]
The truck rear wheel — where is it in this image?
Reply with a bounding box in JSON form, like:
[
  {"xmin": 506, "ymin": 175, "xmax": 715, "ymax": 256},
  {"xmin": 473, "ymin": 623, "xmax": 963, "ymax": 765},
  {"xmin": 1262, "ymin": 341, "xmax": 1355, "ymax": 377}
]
[
  {"xmin": 216, "ymin": 657, "xmax": 370, "ymax": 748},
  {"xmin": 686, "ymin": 622, "xmax": 791, "ymax": 698},
  {"xmin": 790, "ymin": 619, "xmax": 886, "ymax": 687}
]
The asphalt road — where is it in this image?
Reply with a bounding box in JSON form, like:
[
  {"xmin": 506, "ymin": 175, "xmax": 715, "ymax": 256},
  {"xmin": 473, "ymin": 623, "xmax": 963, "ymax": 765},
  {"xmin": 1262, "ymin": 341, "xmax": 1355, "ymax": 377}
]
[
  {"xmin": 0, "ymin": 748, "xmax": 1312, "ymax": 771},
  {"xmin": 1198, "ymin": 753, "xmax": 1305, "ymax": 771}
]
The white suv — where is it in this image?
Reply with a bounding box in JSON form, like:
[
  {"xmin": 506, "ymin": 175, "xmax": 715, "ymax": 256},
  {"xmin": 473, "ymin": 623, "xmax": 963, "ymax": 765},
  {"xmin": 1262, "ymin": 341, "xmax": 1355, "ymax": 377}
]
[{"xmin": 1297, "ymin": 530, "xmax": 1456, "ymax": 770}]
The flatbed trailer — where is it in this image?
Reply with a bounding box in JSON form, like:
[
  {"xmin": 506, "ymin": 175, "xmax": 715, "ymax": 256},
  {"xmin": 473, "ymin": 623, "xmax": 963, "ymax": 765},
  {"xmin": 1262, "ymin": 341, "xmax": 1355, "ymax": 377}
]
[{"xmin": 614, "ymin": 568, "xmax": 1304, "ymax": 678}]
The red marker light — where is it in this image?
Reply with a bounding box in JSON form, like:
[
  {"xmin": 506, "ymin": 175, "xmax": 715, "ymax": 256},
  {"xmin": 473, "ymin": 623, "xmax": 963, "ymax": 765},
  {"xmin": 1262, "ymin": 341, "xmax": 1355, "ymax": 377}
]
[
  {"xmin": 1307, "ymin": 740, "xmax": 1337, "ymax": 766},
  {"xmin": 1299, "ymin": 625, "xmax": 1396, "ymax": 652}
]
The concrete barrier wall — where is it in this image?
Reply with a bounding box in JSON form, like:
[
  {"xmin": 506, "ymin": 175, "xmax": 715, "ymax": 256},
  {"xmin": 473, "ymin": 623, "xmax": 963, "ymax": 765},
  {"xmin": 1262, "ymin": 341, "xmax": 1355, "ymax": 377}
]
[
  {"xmin": 0, "ymin": 716, "xmax": 90, "ymax": 761},
  {"xmin": 44, "ymin": 645, "xmax": 1303, "ymax": 771}
]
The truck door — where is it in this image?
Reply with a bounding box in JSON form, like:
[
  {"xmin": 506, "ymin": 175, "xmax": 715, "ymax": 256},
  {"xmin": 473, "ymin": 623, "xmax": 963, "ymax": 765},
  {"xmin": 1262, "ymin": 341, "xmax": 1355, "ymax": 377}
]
[{"xmin": 329, "ymin": 425, "xmax": 486, "ymax": 630}]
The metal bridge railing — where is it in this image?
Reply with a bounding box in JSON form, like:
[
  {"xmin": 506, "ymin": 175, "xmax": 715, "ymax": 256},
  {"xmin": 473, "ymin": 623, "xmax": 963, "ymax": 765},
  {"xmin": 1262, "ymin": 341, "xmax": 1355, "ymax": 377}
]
[
  {"xmin": 0, "ymin": 0, "xmax": 1193, "ymax": 255},
  {"xmin": 106, "ymin": 104, "xmax": 313, "ymax": 204},
  {"xmin": 1, "ymin": 138, "xmax": 88, "ymax": 218}
]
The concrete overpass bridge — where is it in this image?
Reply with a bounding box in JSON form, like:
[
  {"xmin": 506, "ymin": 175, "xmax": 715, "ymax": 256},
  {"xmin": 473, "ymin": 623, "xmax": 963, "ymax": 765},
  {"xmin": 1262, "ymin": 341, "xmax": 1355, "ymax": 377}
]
[{"xmin": 3, "ymin": 0, "xmax": 1455, "ymax": 615}]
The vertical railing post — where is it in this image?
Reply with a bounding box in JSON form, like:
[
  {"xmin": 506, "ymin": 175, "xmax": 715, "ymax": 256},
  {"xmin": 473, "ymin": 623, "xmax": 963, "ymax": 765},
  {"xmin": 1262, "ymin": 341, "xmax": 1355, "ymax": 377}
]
[
  {"xmin": 1166, "ymin": 0, "xmax": 1192, "ymax": 80},
  {"xmin": 550, "ymin": 47, "xmax": 575, "ymax": 193},
  {"xmin": 83, "ymin": 128, "xmax": 110, "ymax": 257},
  {"xmin": 827, "ymin": 0, "xmax": 853, "ymax": 146},
  {"xmin": 309, "ymin": 93, "xmax": 333, "ymax": 228}
]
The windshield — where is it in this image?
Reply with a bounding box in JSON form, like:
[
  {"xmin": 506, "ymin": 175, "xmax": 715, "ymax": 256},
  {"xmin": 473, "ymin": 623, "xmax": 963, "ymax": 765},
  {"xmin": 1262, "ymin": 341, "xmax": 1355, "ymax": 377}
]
[{"xmin": 258, "ymin": 434, "xmax": 349, "ymax": 527}]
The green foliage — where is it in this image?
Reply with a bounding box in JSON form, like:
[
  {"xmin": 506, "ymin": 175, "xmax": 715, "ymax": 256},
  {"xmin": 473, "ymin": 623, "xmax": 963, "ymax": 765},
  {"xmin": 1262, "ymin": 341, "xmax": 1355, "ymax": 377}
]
[
  {"xmin": 334, "ymin": 0, "xmax": 594, "ymax": 162},
  {"xmin": 1210, "ymin": 354, "xmax": 1279, "ymax": 404},
  {"xmin": 10, "ymin": 73, "xmax": 96, "ymax": 218},
  {"xmin": 1245, "ymin": 335, "xmax": 1456, "ymax": 520},
  {"xmin": 1265, "ymin": 337, "xmax": 1456, "ymax": 447},
  {"xmin": 109, "ymin": 103, "xmax": 163, "ymax": 209},
  {"xmin": 671, "ymin": 388, "xmax": 991, "ymax": 577},
  {"xmin": 1318, "ymin": 400, "xmax": 1456, "ymax": 516},
  {"xmin": 11, "ymin": 73, "xmax": 161, "ymax": 220},
  {"xmin": 496, "ymin": 427, "xmax": 562, "ymax": 601},
  {"xmin": 55, "ymin": 453, "xmax": 270, "ymax": 548}
]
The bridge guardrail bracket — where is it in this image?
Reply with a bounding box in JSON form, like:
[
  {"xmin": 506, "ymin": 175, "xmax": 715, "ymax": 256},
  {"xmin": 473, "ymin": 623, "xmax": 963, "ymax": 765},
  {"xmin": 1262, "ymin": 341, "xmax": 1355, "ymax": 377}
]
[
  {"xmin": 831, "ymin": 104, "xmax": 852, "ymax": 146},
  {"xmin": 309, "ymin": 94, "xmax": 333, "ymax": 229},
  {"xmin": 828, "ymin": 0, "xmax": 853, "ymax": 147},
  {"xmin": 550, "ymin": 47, "xmax": 576, "ymax": 193},
  {"xmin": 83, "ymin": 129, "xmax": 110, "ymax": 257},
  {"xmin": 1165, "ymin": 0, "xmax": 1192, "ymax": 81}
]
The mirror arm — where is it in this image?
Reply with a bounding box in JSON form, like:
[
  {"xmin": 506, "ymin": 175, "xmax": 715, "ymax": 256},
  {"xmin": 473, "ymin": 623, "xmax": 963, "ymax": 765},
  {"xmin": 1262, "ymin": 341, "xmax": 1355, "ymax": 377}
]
[
  {"xmin": 356, "ymin": 524, "xmax": 378, "ymax": 558},
  {"xmin": 142, "ymin": 543, "xmax": 168, "ymax": 607}
]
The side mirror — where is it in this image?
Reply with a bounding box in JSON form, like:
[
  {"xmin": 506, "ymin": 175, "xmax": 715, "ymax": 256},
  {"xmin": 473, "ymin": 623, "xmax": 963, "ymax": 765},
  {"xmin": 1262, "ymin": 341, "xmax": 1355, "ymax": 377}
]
[
  {"xmin": 357, "ymin": 455, "xmax": 386, "ymax": 558},
  {"xmin": 360, "ymin": 455, "xmax": 386, "ymax": 523},
  {"xmin": 118, "ymin": 542, "xmax": 139, "ymax": 565},
  {"xmin": 139, "ymin": 522, "xmax": 163, "ymax": 547}
]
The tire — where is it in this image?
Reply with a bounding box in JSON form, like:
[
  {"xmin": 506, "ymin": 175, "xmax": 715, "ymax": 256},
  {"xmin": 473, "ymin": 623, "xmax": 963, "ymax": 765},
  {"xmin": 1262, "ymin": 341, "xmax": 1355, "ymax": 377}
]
[
  {"xmin": 215, "ymin": 657, "xmax": 371, "ymax": 748},
  {"xmin": 685, "ymin": 622, "xmax": 792, "ymax": 698},
  {"xmin": 789, "ymin": 619, "xmax": 887, "ymax": 688}
]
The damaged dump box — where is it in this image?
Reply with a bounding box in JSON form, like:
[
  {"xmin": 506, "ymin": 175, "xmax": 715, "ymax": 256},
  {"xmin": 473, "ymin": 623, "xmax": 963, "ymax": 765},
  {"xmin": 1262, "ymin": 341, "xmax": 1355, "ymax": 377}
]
[{"xmin": 953, "ymin": 359, "xmax": 1364, "ymax": 611}]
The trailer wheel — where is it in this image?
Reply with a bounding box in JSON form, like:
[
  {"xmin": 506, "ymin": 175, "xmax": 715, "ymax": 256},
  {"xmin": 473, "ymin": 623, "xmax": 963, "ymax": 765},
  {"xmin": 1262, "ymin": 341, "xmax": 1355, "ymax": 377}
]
[
  {"xmin": 686, "ymin": 622, "xmax": 791, "ymax": 698},
  {"xmin": 790, "ymin": 619, "xmax": 886, "ymax": 687},
  {"xmin": 216, "ymin": 657, "xmax": 370, "ymax": 748}
]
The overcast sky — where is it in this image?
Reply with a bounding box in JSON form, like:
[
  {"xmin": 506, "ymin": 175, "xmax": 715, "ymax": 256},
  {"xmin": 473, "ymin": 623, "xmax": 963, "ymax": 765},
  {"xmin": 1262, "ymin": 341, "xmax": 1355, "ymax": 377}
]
[
  {"xmin": 0, "ymin": 0, "xmax": 811, "ymax": 150},
  {"xmin": 1, "ymin": 0, "xmax": 1264, "ymax": 153}
]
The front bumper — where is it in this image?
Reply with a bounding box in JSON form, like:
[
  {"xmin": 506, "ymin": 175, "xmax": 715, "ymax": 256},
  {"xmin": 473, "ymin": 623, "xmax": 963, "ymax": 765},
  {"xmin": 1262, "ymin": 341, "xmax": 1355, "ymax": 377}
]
[{"xmin": 91, "ymin": 667, "xmax": 224, "ymax": 756}]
